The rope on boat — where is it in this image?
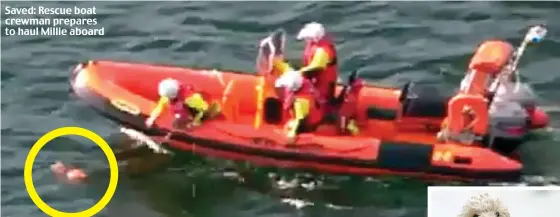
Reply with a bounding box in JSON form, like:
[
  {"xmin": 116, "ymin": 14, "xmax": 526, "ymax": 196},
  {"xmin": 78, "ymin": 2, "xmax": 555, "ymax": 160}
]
[{"xmin": 120, "ymin": 127, "xmax": 172, "ymax": 155}]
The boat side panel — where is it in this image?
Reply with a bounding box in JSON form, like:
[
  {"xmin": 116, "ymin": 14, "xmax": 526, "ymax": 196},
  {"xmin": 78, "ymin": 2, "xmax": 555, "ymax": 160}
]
[
  {"xmin": 69, "ymin": 82, "xmax": 522, "ymax": 182},
  {"xmin": 69, "ymin": 60, "xmax": 523, "ymax": 181}
]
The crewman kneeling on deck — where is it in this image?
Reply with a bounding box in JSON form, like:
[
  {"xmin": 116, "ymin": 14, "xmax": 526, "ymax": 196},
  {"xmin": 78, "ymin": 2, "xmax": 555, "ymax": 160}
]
[
  {"xmin": 272, "ymin": 57, "xmax": 360, "ymax": 136},
  {"xmin": 275, "ymin": 71, "xmax": 324, "ymax": 141},
  {"xmin": 145, "ymin": 78, "xmax": 221, "ymax": 129}
]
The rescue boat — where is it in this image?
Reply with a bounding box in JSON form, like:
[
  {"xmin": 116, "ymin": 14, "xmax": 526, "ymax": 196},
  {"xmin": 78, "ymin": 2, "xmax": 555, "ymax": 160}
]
[{"xmin": 68, "ymin": 26, "xmax": 549, "ymax": 182}]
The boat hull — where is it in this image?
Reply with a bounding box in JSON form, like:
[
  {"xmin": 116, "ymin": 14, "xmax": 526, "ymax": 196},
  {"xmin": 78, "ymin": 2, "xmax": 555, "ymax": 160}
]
[{"xmin": 68, "ymin": 60, "xmax": 527, "ymax": 181}]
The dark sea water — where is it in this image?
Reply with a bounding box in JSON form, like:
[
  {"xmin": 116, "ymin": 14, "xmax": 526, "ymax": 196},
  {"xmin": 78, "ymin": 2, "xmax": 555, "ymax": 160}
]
[{"xmin": 1, "ymin": 1, "xmax": 560, "ymax": 217}]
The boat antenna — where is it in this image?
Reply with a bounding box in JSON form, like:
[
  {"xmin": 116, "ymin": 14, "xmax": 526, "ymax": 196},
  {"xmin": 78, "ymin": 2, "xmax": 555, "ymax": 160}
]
[{"xmin": 488, "ymin": 25, "xmax": 547, "ymax": 94}]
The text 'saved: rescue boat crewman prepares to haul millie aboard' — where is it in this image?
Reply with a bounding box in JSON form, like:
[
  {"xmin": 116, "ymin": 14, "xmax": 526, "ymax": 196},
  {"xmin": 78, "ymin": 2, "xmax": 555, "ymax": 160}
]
[{"xmin": 145, "ymin": 78, "xmax": 221, "ymax": 129}]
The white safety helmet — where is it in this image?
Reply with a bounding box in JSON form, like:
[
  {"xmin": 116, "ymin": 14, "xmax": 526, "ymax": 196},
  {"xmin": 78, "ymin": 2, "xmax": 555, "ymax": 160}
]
[
  {"xmin": 275, "ymin": 71, "xmax": 304, "ymax": 92},
  {"xmin": 296, "ymin": 22, "xmax": 326, "ymax": 42},
  {"xmin": 158, "ymin": 78, "xmax": 180, "ymax": 99}
]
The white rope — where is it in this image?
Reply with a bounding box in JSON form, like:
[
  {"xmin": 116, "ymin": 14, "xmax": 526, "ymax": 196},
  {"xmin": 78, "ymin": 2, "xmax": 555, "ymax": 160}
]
[{"xmin": 120, "ymin": 127, "xmax": 172, "ymax": 155}]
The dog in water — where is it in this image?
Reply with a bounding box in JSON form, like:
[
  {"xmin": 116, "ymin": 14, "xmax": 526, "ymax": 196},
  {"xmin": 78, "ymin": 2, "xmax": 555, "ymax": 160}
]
[
  {"xmin": 457, "ymin": 193, "xmax": 510, "ymax": 217},
  {"xmin": 50, "ymin": 161, "xmax": 88, "ymax": 182}
]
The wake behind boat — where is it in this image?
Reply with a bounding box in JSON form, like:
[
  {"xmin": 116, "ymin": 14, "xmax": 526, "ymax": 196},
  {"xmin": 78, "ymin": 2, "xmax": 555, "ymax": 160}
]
[{"xmin": 68, "ymin": 25, "xmax": 550, "ymax": 182}]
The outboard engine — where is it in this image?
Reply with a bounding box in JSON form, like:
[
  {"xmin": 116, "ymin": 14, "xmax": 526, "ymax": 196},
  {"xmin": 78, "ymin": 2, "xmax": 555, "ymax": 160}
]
[
  {"xmin": 488, "ymin": 82, "xmax": 533, "ymax": 139},
  {"xmin": 486, "ymin": 79, "xmax": 546, "ymax": 154},
  {"xmin": 485, "ymin": 25, "xmax": 548, "ymax": 154}
]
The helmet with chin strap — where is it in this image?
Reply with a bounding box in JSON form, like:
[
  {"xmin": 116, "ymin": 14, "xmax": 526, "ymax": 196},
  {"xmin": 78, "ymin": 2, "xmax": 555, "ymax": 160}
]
[
  {"xmin": 158, "ymin": 78, "xmax": 180, "ymax": 99},
  {"xmin": 296, "ymin": 22, "xmax": 326, "ymax": 42}
]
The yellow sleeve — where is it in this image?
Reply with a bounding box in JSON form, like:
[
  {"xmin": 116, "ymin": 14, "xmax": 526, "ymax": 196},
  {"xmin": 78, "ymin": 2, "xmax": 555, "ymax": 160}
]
[
  {"xmin": 288, "ymin": 97, "xmax": 310, "ymax": 137},
  {"xmin": 293, "ymin": 98, "xmax": 310, "ymax": 120},
  {"xmin": 149, "ymin": 97, "xmax": 169, "ymax": 119},
  {"xmin": 299, "ymin": 48, "xmax": 330, "ymax": 73},
  {"xmin": 185, "ymin": 93, "xmax": 209, "ymax": 113},
  {"xmin": 272, "ymin": 57, "xmax": 294, "ymax": 76}
]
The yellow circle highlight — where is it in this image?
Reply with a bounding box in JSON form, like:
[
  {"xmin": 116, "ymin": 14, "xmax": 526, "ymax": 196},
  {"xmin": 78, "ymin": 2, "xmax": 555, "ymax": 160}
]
[{"xmin": 24, "ymin": 126, "xmax": 119, "ymax": 217}]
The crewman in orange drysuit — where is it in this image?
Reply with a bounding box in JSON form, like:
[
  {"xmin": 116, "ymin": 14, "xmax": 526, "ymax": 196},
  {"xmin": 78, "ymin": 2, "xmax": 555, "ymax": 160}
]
[
  {"xmin": 145, "ymin": 78, "xmax": 221, "ymax": 129},
  {"xmin": 271, "ymin": 22, "xmax": 361, "ymax": 135},
  {"xmin": 274, "ymin": 71, "xmax": 324, "ymax": 140},
  {"xmin": 273, "ymin": 22, "xmax": 339, "ymax": 107}
]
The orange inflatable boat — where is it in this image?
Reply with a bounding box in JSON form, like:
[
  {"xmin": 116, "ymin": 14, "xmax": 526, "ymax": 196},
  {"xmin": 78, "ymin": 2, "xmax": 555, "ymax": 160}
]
[{"xmin": 68, "ymin": 30, "xmax": 549, "ymax": 182}]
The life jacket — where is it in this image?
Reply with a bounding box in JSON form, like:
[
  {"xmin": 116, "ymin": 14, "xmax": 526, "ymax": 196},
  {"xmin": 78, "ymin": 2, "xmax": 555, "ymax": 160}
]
[
  {"xmin": 302, "ymin": 36, "xmax": 338, "ymax": 100},
  {"xmin": 283, "ymin": 79, "xmax": 324, "ymax": 127},
  {"xmin": 168, "ymin": 84, "xmax": 196, "ymax": 118}
]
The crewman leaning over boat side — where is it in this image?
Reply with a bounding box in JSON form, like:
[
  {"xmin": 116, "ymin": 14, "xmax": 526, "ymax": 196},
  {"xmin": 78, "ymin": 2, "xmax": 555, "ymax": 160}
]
[
  {"xmin": 145, "ymin": 78, "xmax": 221, "ymax": 129},
  {"xmin": 274, "ymin": 70, "xmax": 324, "ymax": 141},
  {"xmin": 272, "ymin": 22, "xmax": 339, "ymax": 107}
]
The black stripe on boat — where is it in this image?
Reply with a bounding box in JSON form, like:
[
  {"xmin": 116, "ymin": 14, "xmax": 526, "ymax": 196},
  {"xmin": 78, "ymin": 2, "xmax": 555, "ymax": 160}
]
[{"xmin": 376, "ymin": 141, "xmax": 433, "ymax": 171}]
